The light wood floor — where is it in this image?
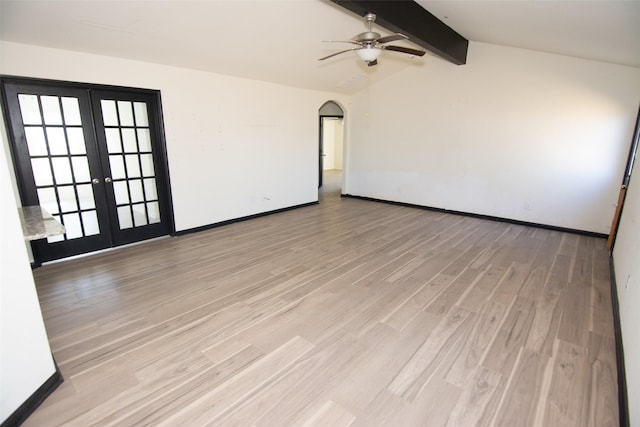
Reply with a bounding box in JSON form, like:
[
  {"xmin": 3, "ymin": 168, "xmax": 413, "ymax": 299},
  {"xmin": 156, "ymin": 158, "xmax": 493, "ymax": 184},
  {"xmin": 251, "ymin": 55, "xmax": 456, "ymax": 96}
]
[{"xmin": 26, "ymin": 170, "xmax": 618, "ymax": 426}]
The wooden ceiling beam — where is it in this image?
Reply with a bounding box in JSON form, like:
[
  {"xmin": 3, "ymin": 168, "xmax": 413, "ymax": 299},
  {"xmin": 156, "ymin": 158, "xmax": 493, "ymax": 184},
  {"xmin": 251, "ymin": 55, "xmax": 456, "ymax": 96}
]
[{"xmin": 329, "ymin": 0, "xmax": 468, "ymax": 65}]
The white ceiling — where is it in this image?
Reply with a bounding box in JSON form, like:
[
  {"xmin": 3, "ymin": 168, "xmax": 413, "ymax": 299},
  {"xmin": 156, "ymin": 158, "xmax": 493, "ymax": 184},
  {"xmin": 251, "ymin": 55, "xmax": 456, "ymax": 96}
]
[
  {"xmin": 1, "ymin": 0, "xmax": 638, "ymax": 95},
  {"xmin": 418, "ymin": 0, "xmax": 640, "ymax": 68}
]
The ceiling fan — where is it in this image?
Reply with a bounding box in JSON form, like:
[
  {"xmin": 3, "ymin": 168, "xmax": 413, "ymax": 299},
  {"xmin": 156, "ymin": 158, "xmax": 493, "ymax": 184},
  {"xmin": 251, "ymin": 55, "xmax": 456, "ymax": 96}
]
[{"xmin": 319, "ymin": 13, "xmax": 426, "ymax": 67}]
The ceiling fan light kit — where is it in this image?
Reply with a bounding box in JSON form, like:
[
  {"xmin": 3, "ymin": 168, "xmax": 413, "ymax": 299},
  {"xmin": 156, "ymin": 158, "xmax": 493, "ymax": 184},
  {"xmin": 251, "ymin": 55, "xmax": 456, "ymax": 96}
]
[
  {"xmin": 356, "ymin": 46, "xmax": 381, "ymax": 62},
  {"xmin": 319, "ymin": 12, "xmax": 426, "ymax": 66}
]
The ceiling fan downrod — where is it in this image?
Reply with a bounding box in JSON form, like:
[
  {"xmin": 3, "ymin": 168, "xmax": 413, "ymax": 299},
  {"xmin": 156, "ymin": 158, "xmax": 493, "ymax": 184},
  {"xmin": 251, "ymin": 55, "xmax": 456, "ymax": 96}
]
[{"xmin": 357, "ymin": 13, "xmax": 381, "ymax": 43}]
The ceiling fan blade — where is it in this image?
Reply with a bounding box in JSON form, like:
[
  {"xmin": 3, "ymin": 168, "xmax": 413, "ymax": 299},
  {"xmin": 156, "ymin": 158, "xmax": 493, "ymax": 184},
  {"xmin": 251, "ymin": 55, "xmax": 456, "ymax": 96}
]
[
  {"xmin": 318, "ymin": 48, "xmax": 357, "ymax": 61},
  {"xmin": 367, "ymin": 59, "xmax": 378, "ymax": 67},
  {"xmin": 376, "ymin": 34, "xmax": 408, "ymax": 44},
  {"xmin": 383, "ymin": 45, "xmax": 426, "ymax": 57},
  {"xmin": 322, "ymin": 40, "xmax": 361, "ymax": 46}
]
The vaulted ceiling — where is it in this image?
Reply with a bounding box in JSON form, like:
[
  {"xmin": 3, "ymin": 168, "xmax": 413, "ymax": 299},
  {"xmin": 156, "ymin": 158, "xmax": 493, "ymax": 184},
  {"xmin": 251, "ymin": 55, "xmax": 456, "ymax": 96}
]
[{"xmin": 1, "ymin": 0, "xmax": 638, "ymax": 95}]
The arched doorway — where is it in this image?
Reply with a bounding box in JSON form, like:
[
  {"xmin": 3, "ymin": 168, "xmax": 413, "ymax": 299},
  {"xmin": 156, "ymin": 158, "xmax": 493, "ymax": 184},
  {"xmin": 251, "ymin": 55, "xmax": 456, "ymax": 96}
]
[{"xmin": 318, "ymin": 101, "xmax": 344, "ymax": 192}]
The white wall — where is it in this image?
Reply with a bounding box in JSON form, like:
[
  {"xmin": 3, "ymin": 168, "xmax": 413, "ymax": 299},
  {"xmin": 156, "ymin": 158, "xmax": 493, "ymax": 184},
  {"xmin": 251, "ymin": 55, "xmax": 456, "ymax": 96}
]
[
  {"xmin": 613, "ymin": 159, "xmax": 640, "ymax": 425},
  {"xmin": 346, "ymin": 42, "xmax": 640, "ymax": 233},
  {"xmin": 0, "ymin": 130, "xmax": 56, "ymax": 422},
  {"xmin": 0, "ymin": 41, "xmax": 349, "ymax": 232}
]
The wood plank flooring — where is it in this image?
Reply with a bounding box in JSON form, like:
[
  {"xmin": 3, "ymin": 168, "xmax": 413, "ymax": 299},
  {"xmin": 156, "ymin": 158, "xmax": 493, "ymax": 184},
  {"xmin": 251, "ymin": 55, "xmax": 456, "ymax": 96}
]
[{"xmin": 25, "ymin": 171, "xmax": 618, "ymax": 426}]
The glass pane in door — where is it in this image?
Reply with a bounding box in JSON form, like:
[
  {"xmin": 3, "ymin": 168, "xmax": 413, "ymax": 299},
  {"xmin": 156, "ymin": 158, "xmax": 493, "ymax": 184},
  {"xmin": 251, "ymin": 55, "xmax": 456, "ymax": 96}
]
[
  {"xmin": 100, "ymin": 99, "xmax": 161, "ymax": 229},
  {"xmin": 17, "ymin": 94, "xmax": 101, "ymax": 242}
]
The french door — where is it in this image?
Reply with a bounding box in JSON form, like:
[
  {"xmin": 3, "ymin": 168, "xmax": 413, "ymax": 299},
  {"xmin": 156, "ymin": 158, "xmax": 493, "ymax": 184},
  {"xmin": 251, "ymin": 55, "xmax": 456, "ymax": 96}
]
[
  {"xmin": 608, "ymin": 103, "xmax": 640, "ymax": 249},
  {"xmin": 1, "ymin": 78, "xmax": 173, "ymax": 263}
]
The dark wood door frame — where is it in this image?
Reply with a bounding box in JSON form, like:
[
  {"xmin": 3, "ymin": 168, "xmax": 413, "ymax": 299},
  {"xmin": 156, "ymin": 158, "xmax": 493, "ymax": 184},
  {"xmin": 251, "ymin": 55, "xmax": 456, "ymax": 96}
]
[
  {"xmin": 318, "ymin": 114, "xmax": 343, "ymax": 188},
  {"xmin": 1, "ymin": 75, "xmax": 175, "ymax": 264}
]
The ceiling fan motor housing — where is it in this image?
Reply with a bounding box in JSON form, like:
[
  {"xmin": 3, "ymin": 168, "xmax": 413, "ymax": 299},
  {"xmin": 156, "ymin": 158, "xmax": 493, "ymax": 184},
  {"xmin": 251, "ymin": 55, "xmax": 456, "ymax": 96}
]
[{"xmin": 356, "ymin": 31, "xmax": 381, "ymax": 43}]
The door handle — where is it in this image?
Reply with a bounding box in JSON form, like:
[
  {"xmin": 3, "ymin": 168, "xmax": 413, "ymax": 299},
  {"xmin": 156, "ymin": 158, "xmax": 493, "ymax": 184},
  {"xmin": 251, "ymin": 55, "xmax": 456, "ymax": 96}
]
[
  {"xmin": 105, "ymin": 177, "xmax": 112, "ymax": 183},
  {"xmin": 92, "ymin": 178, "xmax": 100, "ymax": 184}
]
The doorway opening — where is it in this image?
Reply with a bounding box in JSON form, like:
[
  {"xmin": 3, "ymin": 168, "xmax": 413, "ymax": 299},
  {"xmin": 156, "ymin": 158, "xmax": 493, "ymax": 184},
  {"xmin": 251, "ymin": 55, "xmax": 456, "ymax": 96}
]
[
  {"xmin": 608, "ymin": 103, "xmax": 640, "ymax": 249},
  {"xmin": 1, "ymin": 77, "xmax": 174, "ymax": 264},
  {"xmin": 318, "ymin": 101, "xmax": 344, "ymax": 199}
]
